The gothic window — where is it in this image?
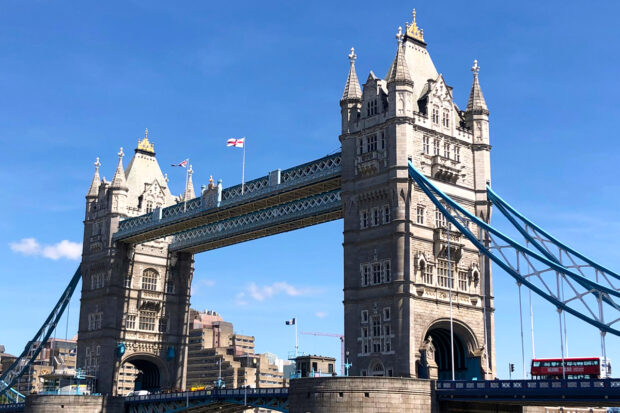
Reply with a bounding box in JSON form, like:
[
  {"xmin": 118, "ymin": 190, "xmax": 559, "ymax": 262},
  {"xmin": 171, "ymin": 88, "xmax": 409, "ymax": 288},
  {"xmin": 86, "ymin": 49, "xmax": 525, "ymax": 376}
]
[
  {"xmin": 360, "ymin": 210, "xmax": 369, "ymax": 229},
  {"xmin": 159, "ymin": 317, "xmax": 168, "ymax": 333},
  {"xmin": 361, "ymin": 310, "xmax": 368, "ymax": 323},
  {"xmin": 442, "ymin": 110, "xmax": 450, "ymax": 127},
  {"xmin": 360, "ymin": 264, "xmax": 370, "ymax": 287},
  {"xmin": 437, "ymin": 260, "xmax": 454, "ymax": 289},
  {"xmin": 454, "ymin": 145, "xmax": 460, "ymax": 162},
  {"xmin": 433, "ymin": 139, "xmax": 440, "ymax": 155},
  {"xmin": 424, "ymin": 263, "xmax": 434, "ymax": 285},
  {"xmin": 422, "ymin": 136, "xmax": 430, "ymax": 154},
  {"xmin": 383, "ymin": 205, "xmax": 391, "ymax": 224},
  {"xmin": 139, "ymin": 311, "xmax": 156, "ymax": 331},
  {"xmin": 366, "ymin": 135, "xmax": 378, "ymax": 152},
  {"xmin": 88, "ymin": 312, "xmax": 102, "ymax": 331},
  {"xmin": 166, "ymin": 280, "xmax": 176, "ymax": 294},
  {"xmin": 383, "ymin": 307, "xmax": 391, "ymax": 321},
  {"xmin": 372, "ymin": 263, "xmax": 382, "ymax": 284},
  {"xmin": 371, "ymin": 317, "xmax": 381, "ymax": 337},
  {"xmin": 141, "ymin": 269, "xmax": 158, "ymax": 291},
  {"xmin": 146, "ymin": 200, "xmax": 154, "ymax": 213},
  {"xmin": 458, "ymin": 271, "xmax": 468, "ymax": 292},
  {"xmin": 126, "ymin": 314, "xmax": 136, "ymax": 329},
  {"xmin": 432, "ymin": 106, "xmax": 439, "ymax": 124},
  {"xmin": 380, "ymin": 131, "xmax": 385, "ymax": 150},
  {"xmin": 91, "ymin": 272, "xmax": 104, "ymax": 289},
  {"xmin": 371, "ymin": 207, "xmax": 380, "ymax": 226},
  {"xmin": 124, "ymin": 273, "xmax": 132, "ymax": 289},
  {"xmin": 367, "ymin": 99, "xmax": 378, "ymax": 116},
  {"xmin": 382, "ymin": 260, "xmax": 391, "ymax": 283},
  {"xmin": 435, "ymin": 209, "xmax": 447, "ymax": 228},
  {"xmin": 416, "ymin": 205, "xmax": 425, "ymax": 225},
  {"xmin": 443, "ymin": 142, "xmax": 450, "ymax": 158}
]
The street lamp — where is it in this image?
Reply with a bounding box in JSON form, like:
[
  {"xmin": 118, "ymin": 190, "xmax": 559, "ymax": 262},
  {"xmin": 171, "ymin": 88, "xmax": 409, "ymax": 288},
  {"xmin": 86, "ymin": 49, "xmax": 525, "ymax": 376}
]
[{"xmin": 344, "ymin": 351, "xmax": 352, "ymax": 377}]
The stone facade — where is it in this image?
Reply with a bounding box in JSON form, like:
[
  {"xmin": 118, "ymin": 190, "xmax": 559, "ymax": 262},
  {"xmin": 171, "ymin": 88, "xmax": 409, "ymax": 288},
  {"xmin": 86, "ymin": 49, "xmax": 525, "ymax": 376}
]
[
  {"xmin": 289, "ymin": 377, "xmax": 437, "ymax": 413},
  {"xmin": 77, "ymin": 132, "xmax": 194, "ymax": 395},
  {"xmin": 339, "ymin": 11, "xmax": 495, "ymax": 380}
]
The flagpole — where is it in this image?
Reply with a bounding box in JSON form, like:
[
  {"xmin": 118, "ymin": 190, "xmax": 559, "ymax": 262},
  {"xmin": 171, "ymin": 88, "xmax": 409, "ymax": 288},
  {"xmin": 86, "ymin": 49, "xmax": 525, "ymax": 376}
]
[
  {"xmin": 241, "ymin": 138, "xmax": 246, "ymax": 195},
  {"xmin": 184, "ymin": 158, "xmax": 189, "ymax": 212}
]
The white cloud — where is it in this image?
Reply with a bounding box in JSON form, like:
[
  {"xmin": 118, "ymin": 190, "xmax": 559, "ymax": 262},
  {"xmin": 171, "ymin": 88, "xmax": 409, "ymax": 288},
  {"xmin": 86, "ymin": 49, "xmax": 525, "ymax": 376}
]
[
  {"xmin": 315, "ymin": 311, "xmax": 328, "ymax": 319},
  {"xmin": 243, "ymin": 281, "xmax": 321, "ymax": 302},
  {"xmin": 9, "ymin": 238, "xmax": 82, "ymax": 261}
]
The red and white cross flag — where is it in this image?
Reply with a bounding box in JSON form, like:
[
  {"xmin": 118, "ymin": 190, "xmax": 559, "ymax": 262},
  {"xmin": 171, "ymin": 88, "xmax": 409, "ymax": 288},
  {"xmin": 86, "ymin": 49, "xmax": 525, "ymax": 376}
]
[
  {"xmin": 226, "ymin": 138, "xmax": 245, "ymax": 148},
  {"xmin": 171, "ymin": 159, "xmax": 188, "ymax": 167}
]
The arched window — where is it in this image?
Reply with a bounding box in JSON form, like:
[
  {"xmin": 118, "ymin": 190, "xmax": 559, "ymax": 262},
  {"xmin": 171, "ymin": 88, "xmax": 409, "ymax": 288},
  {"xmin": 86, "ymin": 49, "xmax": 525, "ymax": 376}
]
[
  {"xmin": 146, "ymin": 200, "xmax": 154, "ymax": 213},
  {"xmin": 142, "ymin": 269, "xmax": 158, "ymax": 291}
]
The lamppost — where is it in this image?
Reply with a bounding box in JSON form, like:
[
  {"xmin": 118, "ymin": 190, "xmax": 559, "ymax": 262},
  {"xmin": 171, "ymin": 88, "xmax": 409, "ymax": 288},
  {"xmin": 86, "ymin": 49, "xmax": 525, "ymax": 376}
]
[{"xmin": 344, "ymin": 351, "xmax": 352, "ymax": 377}]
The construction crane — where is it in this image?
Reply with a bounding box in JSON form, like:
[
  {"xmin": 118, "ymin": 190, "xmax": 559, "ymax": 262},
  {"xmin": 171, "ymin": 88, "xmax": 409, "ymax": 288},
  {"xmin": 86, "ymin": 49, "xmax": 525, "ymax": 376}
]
[{"xmin": 300, "ymin": 332, "xmax": 345, "ymax": 375}]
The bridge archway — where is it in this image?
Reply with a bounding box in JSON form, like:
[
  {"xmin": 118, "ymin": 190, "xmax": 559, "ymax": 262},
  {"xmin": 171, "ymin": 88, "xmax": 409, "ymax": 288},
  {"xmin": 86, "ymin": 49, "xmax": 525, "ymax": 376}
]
[
  {"xmin": 422, "ymin": 319, "xmax": 482, "ymax": 381},
  {"xmin": 120, "ymin": 354, "xmax": 168, "ymax": 393}
]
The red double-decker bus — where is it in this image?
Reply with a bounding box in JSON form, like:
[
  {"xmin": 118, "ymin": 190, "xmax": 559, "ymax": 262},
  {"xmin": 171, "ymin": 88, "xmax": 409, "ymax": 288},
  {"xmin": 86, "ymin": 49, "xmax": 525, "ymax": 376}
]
[{"xmin": 531, "ymin": 357, "xmax": 611, "ymax": 379}]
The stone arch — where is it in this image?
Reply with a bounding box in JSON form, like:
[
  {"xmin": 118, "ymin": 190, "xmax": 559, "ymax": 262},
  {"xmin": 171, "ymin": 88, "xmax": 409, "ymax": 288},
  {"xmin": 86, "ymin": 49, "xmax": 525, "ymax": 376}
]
[
  {"xmin": 420, "ymin": 318, "xmax": 482, "ymax": 380},
  {"xmin": 141, "ymin": 267, "xmax": 160, "ymax": 291},
  {"xmin": 120, "ymin": 353, "xmax": 169, "ymax": 393},
  {"xmin": 368, "ymin": 359, "xmax": 385, "ymax": 377}
]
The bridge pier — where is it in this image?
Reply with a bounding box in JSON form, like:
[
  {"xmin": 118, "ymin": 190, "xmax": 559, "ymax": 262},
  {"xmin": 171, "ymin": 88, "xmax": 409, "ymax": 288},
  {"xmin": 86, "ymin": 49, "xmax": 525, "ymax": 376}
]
[{"xmin": 24, "ymin": 395, "xmax": 124, "ymax": 413}]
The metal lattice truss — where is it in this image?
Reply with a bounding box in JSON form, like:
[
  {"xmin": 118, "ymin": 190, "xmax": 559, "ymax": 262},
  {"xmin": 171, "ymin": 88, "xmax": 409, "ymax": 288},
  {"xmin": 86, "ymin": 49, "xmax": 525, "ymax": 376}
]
[
  {"xmin": 408, "ymin": 162, "xmax": 620, "ymax": 337},
  {"xmin": 171, "ymin": 190, "xmax": 342, "ymax": 253},
  {"xmin": 114, "ymin": 153, "xmax": 341, "ymax": 243},
  {"xmin": 125, "ymin": 388, "xmax": 289, "ymax": 413},
  {"xmin": 0, "ymin": 267, "xmax": 82, "ymax": 402}
]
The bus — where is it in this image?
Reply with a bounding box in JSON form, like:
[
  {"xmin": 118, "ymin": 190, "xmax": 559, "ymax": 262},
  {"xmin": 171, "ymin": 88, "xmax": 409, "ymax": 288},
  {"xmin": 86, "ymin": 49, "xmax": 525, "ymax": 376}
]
[{"xmin": 531, "ymin": 357, "xmax": 611, "ymax": 379}]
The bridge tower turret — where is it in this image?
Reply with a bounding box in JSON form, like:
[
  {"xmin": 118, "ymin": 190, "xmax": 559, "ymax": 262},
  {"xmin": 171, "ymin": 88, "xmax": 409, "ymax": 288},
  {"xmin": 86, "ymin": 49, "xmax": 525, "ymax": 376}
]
[
  {"xmin": 340, "ymin": 47, "xmax": 362, "ymax": 134},
  {"xmin": 78, "ymin": 132, "xmax": 193, "ymax": 396},
  {"xmin": 340, "ymin": 11, "xmax": 495, "ymax": 380}
]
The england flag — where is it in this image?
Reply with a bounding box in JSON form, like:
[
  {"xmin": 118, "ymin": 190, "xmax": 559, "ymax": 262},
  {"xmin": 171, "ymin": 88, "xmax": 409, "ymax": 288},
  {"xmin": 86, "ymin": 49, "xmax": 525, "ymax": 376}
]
[{"xmin": 226, "ymin": 138, "xmax": 245, "ymax": 148}]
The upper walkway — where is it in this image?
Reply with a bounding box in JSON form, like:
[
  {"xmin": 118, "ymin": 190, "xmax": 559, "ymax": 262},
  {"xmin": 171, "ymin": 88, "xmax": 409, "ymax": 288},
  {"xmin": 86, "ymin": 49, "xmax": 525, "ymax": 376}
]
[{"xmin": 113, "ymin": 153, "xmax": 342, "ymax": 252}]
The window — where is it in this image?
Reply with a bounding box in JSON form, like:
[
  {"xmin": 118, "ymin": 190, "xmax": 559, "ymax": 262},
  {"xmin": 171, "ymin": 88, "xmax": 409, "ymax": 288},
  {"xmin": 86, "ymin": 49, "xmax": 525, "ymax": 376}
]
[
  {"xmin": 435, "ymin": 209, "xmax": 447, "ymax": 228},
  {"xmin": 443, "ymin": 142, "xmax": 450, "ymax": 158},
  {"xmin": 380, "ymin": 131, "xmax": 385, "ymax": 150},
  {"xmin": 416, "ymin": 205, "xmax": 425, "ymax": 225},
  {"xmin": 360, "ymin": 210, "xmax": 369, "ymax": 229},
  {"xmin": 433, "ymin": 139, "xmax": 440, "ymax": 155},
  {"xmin": 361, "ymin": 264, "xmax": 370, "ymax": 287},
  {"xmin": 361, "ymin": 310, "xmax": 368, "ymax": 323},
  {"xmin": 383, "ymin": 205, "xmax": 391, "ymax": 224},
  {"xmin": 146, "ymin": 200, "xmax": 154, "ymax": 213},
  {"xmin": 139, "ymin": 311, "xmax": 156, "ymax": 331},
  {"xmin": 166, "ymin": 280, "xmax": 175, "ymax": 294},
  {"xmin": 142, "ymin": 269, "xmax": 158, "ymax": 291},
  {"xmin": 159, "ymin": 317, "xmax": 168, "ymax": 333},
  {"xmin": 124, "ymin": 274, "xmax": 132, "ymax": 289},
  {"xmin": 454, "ymin": 145, "xmax": 460, "ymax": 162},
  {"xmin": 442, "ymin": 110, "xmax": 450, "ymax": 127},
  {"xmin": 371, "ymin": 207, "xmax": 380, "ymax": 226},
  {"xmin": 362, "ymin": 340, "xmax": 369, "ymax": 355},
  {"xmin": 383, "ymin": 324, "xmax": 391, "ymax": 336},
  {"xmin": 367, "ymin": 99, "xmax": 378, "ymax": 116},
  {"xmin": 432, "ymin": 106, "xmax": 439, "ymax": 124},
  {"xmin": 126, "ymin": 314, "xmax": 136, "ymax": 329},
  {"xmin": 458, "ymin": 271, "xmax": 468, "ymax": 292},
  {"xmin": 422, "ymin": 136, "xmax": 430, "ymax": 154},
  {"xmin": 437, "ymin": 260, "xmax": 454, "ymax": 289},
  {"xmin": 383, "ymin": 307, "xmax": 391, "ymax": 321},
  {"xmin": 371, "ymin": 317, "xmax": 381, "ymax": 337},
  {"xmin": 373, "ymin": 340, "xmax": 381, "ymax": 353},
  {"xmin": 88, "ymin": 312, "xmax": 102, "ymax": 331},
  {"xmin": 366, "ymin": 135, "xmax": 378, "ymax": 152},
  {"xmin": 382, "ymin": 260, "xmax": 391, "ymax": 283},
  {"xmin": 91, "ymin": 272, "xmax": 104, "ymax": 290},
  {"xmin": 372, "ymin": 263, "xmax": 381, "ymax": 284}
]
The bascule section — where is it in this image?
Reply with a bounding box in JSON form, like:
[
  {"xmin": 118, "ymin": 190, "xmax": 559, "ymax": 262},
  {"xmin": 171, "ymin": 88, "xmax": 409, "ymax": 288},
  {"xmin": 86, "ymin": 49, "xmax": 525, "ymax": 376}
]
[
  {"xmin": 339, "ymin": 11, "xmax": 494, "ymax": 380},
  {"xmin": 78, "ymin": 131, "xmax": 194, "ymax": 395}
]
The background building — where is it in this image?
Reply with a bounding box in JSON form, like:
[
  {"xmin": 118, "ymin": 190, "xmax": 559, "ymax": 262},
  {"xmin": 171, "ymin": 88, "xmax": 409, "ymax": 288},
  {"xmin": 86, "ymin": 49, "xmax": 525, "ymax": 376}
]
[{"xmin": 186, "ymin": 309, "xmax": 285, "ymax": 389}]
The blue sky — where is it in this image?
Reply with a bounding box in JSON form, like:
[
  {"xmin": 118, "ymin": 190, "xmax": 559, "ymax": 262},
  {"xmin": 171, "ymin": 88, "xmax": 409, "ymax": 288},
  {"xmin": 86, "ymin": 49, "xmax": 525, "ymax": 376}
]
[{"xmin": 1, "ymin": 1, "xmax": 619, "ymax": 379}]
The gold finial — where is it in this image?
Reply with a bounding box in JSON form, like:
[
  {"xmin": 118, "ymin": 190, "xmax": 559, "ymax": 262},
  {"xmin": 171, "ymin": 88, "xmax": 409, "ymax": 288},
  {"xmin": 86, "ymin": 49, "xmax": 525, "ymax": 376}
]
[
  {"xmin": 208, "ymin": 175, "xmax": 214, "ymax": 189},
  {"xmin": 406, "ymin": 8, "xmax": 425, "ymax": 42},
  {"xmin": 136, "ymin": 128, "xmax": 155, "ymax": 153}
]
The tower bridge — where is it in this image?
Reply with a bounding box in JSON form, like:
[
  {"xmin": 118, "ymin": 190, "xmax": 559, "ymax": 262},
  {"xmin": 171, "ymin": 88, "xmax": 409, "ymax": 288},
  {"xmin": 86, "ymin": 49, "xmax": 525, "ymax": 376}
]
[{"xmin": 1, "ymin": 9, "xmax": 619, "ymax": 413}]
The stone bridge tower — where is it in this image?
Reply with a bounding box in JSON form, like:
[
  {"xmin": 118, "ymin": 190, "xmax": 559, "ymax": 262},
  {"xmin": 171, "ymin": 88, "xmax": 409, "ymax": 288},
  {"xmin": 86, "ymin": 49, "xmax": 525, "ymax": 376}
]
[
  {"xmin": 340, "ymin": 11, "xmax": 495, "ymax": 380},
  {"xmin": 77, "ymin": 131, "xmax": 194, "ymax": 395}
]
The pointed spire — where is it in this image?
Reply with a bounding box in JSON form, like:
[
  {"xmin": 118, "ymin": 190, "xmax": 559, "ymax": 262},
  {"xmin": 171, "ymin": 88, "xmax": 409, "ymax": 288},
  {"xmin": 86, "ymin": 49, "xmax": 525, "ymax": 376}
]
[
  {"xmin": 341, "ymin": 47, "xmax": 362, "ymax": 102},
  {"xmin": 111, "ymin": 147, "xmax": 128, "ymax": 189},
  {"xmin": 87, "ymin": 157, "xmax": 101, "ymax": 197},
  {"xmin": 183, "ymin": 165, "xmax": 196, "ymax": 200},
  {"xmin": 466, "ymin": 60, "xmax": 489, "ymax": 114},
  {"xmin": 387, "ymin": 29, "xmax": 413, "ymax": 85}
]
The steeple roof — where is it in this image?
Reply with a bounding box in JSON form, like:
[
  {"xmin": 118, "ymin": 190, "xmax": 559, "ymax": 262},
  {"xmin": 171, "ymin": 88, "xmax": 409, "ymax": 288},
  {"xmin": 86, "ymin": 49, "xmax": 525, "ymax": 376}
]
[
  {"xmin": 466, "ymin": 60, "xmax": 489, "ymax": 114},
  {"xmin": 86, "ymin": 157, "xmax": 101, "ymax": 197},
  {"xmin": 183, "ymin": 165, "xmax": 196, "ymax": 201},
  {"xmin": 111, "ymin": 148, "xmax": 128, "ymax": 189},
  {"xmin": 341, "ymin": 48, "xmax": 362, "ymax": 101},
  {"xmin": 136, "ymin": 128, "xmax": 155, "ymax": 154},
  {"xmin": 386, "ymin": 28, "xmax": 413, "ymax": 85}
]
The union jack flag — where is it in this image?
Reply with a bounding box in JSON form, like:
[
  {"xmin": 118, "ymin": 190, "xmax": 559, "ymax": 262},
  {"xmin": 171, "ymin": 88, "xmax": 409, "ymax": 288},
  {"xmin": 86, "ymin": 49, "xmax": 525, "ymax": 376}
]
[
  {"xmin": 226, "ymin": 138, "xmax": 245, "ymax": 148},
  {"xmin": 171, "ymin": 159, "xmax": 188, "ymax": 167}
]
